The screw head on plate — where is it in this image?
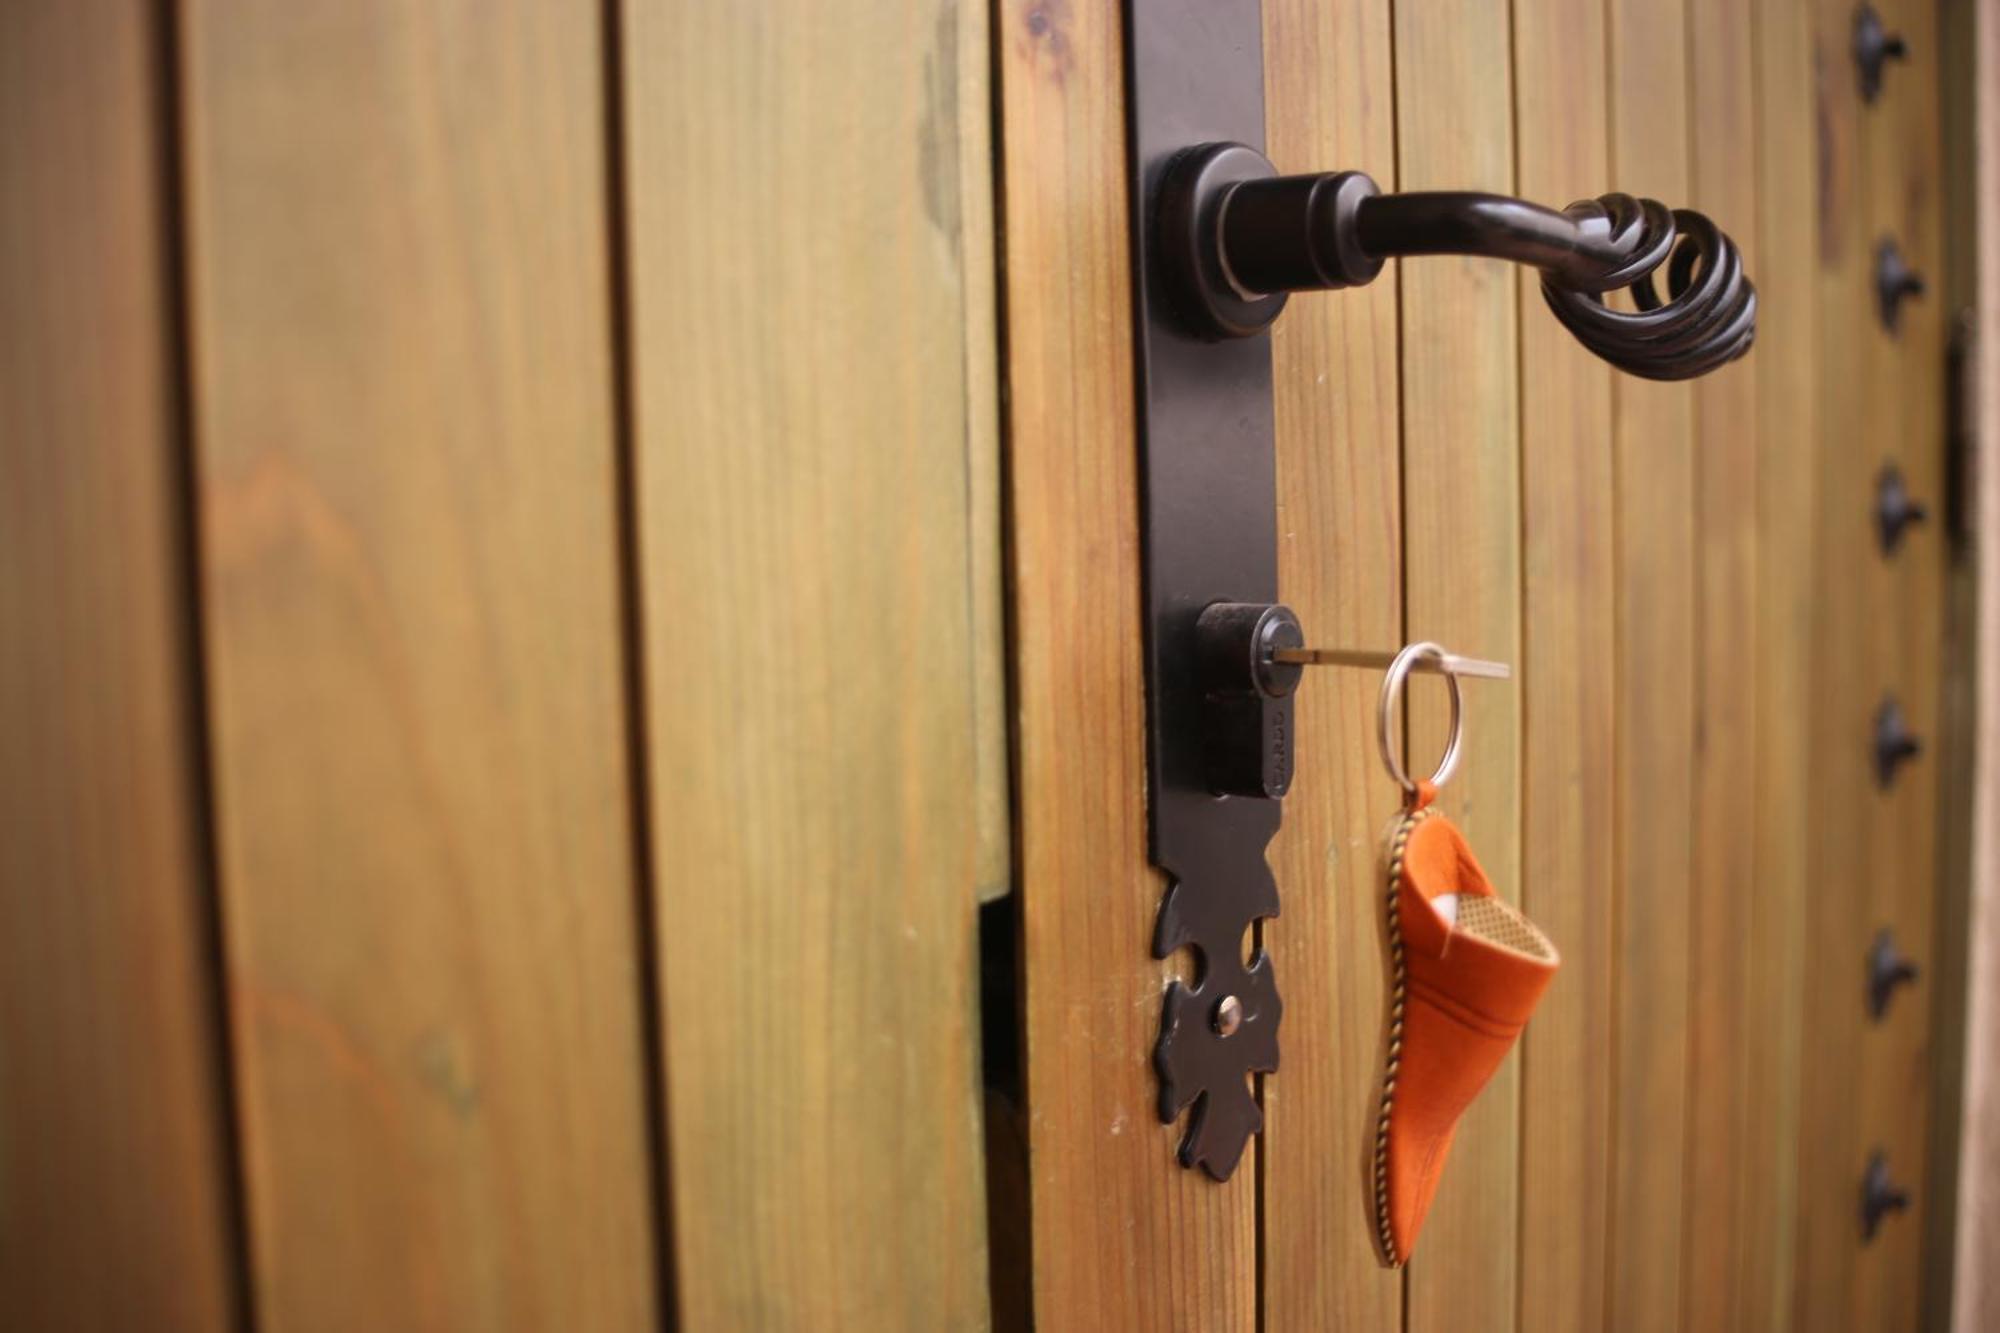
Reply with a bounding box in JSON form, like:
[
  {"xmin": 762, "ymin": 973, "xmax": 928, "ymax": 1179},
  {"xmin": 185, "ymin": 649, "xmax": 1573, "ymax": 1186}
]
[{"xmin": 1213, "ymin": 995, "xmax": 1244, "ymax": 1037}]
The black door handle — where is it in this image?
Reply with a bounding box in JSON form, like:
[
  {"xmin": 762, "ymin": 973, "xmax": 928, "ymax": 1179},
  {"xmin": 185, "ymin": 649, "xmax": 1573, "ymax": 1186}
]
[{"xmin": 1156, "ymin": 143, "xmax": 1755, "ymax": 381}]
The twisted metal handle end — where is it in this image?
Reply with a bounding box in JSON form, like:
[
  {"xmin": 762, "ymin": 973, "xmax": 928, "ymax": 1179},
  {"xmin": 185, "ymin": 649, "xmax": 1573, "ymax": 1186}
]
[
  {"xmin": 1539, "ymin": 193, "xmax": 1757, "ymax": 381},
  {"xmin": 1155, "ymin": 143, "xmax": 1756, "ymax": 382}
]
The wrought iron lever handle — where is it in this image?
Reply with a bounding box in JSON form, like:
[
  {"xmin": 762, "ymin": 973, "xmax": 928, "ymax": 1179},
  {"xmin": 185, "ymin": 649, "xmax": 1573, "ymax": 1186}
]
[{"xmin": 1158, "ymin": 144, "xmax": 1756, "ymax": 381}]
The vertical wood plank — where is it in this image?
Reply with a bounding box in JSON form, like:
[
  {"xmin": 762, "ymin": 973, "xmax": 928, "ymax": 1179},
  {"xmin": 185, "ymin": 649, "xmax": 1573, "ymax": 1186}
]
[
  {"xmin": 623, "ymin": 0, "xmax": 997, "ymax": 1325},
  {"xmin": 180, "ymin": 2, "xmax": 660, "ymax": 1326},
  {"xmin": 1793, "ymin": 1, "xmax": 1875, "ymax": 1325},
  {"xmin": 998, "ymin": 0, "xmax": 1257, "ymax": 1326},
  {"xmin": 0, "ymin": 4, "xmax": 241, "ymax": 1327},
  {"xmin": 1739, "ymin": 1, "xmax": 1819, "ymax": 1326},
  {"xmin": 1511, "ymin": 1, "xmax": 1617, "ymax": 1329},
  {"xmin": 1393, "ymin": 1, "xmax": 1525, "ymax": 1324},
  {"xmin": 1952, "ymin": 2, "xmax": 2000, "ymax": 1321},
  {"xmin": 1260, "ymin": 0, "xmax": 1405, "ymax": 1327},
  {"xmin": 1682, "ymin": 1, "xmax": 1762, "ymax": 1326},
  {"xmin": 964, "ymin": 0, "xmax": 1013, "ymax": 908},
  {"xmin": 1923, "ymin": 7, "xmax": 1981, "ymax": 1325},
  {"xmin": 1845, "ymin": 20, "xmax": 1906, "ymax": 1322},
  {"xmin": 1851, "ymin": 0, "xmax": 1947, "ymax": 1324},
  {"xmin": 1604, "ymin": 1, "xmax": 1698, "ymax": 1327}
]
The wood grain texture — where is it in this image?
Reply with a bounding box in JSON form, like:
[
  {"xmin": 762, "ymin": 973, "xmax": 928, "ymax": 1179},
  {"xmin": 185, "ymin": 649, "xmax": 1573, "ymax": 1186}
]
[
  {"xmin": 1259, "ymin": 0, "xmax": 1405, "ymax": 1327},
  {"xmin": 1511, "ymin": 2, "xmax": 1616, "ymax": 1328},
  {"xmin": 1738, "ymin": 1, "xmax": 1819, "ymax": 1326},
  {"xmin": 1924, "ymin": 6, "xmax": 1981, "ymax": 1324},
  {"xmin": 622, "ymin": 1, "xmax": 996, "ymax": 1326},
  {"xmin": 1605, "ymin": 1, "xmax": 1697, "ymax": 1327},
  {"xmin": 956, "ymin": 0, "xmax": 1011, "ymax": 908},
  {"xmin": 1840, "ymin": 52, "xmax": 1904, "ymax": 1333},
  {"xmin": 1851, "ymin": 0, "xmax": 1947, "ymax": 1324},
  {"xmin": 1392, "ymin": 2, "xmax": 1525, "ymax": 1325},
  {"xmin": 0, "ymin": 4, "xmax": 241, "ymax": 1327},
  {"xmin": 1954, "ymin": 2, "xmax": 2000, "ymax": 1322},
  {"xmin": 1782, "ymin": 1, "xmax": 1952, "ymax": 1324},
  {"xmin": 1792, "ymin": 2, "xmax": 1875, "ymax": 1325},
  {"xmin": 998, "ymin": 0, "xmax": 1257, "ymax": 1326},
  {"xmin": 179, "ymin": 2, "xmax": 660, "ymax": 1326},
  {"xmin": 1682, "ymin": 1, "xmax": 1762, "ymax": 1325}
]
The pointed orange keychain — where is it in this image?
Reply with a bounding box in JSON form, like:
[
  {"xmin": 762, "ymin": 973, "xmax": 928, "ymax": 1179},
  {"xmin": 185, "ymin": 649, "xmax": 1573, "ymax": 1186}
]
[{"xmin": 1369, "ymin": 642, "xmax": 1560, "ymax": 1268}]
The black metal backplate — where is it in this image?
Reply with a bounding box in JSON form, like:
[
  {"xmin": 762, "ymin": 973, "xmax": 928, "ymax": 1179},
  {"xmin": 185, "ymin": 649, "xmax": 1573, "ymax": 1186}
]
[{"xmin": 1126, "ymin": 0, "xmax": 1283, "ymax": 1182}]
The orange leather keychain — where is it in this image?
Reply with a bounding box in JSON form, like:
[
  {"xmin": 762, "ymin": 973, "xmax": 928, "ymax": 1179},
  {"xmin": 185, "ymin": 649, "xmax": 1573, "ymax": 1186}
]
[{"xmin": 1370, "ymin": 643, "xmax": 1560, "ymax": 1268}]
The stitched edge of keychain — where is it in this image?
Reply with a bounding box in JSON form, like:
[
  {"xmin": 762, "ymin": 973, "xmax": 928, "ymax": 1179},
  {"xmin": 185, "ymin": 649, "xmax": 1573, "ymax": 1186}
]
[{"xmin": 1372, "ymin": 805, "xmax": 1427, "ymax": 1269}]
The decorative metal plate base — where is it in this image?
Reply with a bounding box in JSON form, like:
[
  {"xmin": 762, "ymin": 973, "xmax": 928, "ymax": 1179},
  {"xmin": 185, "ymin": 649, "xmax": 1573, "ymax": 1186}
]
[{"xmin": 1126, "ymin": 0, "xmax": 1285, "ymax": 1182}]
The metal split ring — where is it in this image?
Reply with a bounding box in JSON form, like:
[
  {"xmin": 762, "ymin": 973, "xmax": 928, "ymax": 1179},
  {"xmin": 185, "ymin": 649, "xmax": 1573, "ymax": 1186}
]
[{"xmin": 1376, "ymin": 642, "xmax": 1464, "ymax": 798}]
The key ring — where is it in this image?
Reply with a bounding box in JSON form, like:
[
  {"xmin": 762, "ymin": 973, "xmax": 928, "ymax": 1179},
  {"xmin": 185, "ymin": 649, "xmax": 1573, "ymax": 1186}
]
[{"xmin": 1376, "ymin": 641, "xmax": 1464, "ymax": 800}]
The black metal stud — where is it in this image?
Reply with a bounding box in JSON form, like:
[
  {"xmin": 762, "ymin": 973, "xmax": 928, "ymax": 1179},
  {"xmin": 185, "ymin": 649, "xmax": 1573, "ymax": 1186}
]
[
  {"xmin": 1873, "ymin": 695, "xmax": 1922, "ymax": 788},
  {"xmin": 1874, "ymin": 463, "xmax": 1930, "ymax": 555},
  {"xmin": 1861, "ymin": 1151, "xmax": 1911, "ymax": 1242},
  {"xmin": 1867, "ymin": 928, "xmax": 1920, "ymax": 1019},
  {"xmin": 1876, "ymin": 238, "xmax": 1925, "ymax": 333},
  {"xmin": 1853, "ymin": 4, "xmax": 1908, "ymax": 103}
]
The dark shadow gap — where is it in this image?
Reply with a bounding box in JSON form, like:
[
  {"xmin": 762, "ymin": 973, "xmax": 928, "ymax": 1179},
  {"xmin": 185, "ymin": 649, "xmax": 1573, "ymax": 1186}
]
[
  {"xmin": 982, "ymin": 1, "xmax": 1032, "ymax": 1326},
  {"xmin": 980, "ymin": 895, "xmax": 1032, "ymax": 1332},
  {"xmin": 597, "ymin": 0, "xmax": 681, "ymax": 1325},
  {"xmin": 153, "ymin": 1, "xmax": 259, "ymax": 1327}
]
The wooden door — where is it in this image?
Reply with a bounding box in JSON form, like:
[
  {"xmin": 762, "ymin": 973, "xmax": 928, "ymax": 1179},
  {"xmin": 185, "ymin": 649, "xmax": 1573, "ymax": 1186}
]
[
  {"xmin": 7, "ymin": 1, "xmax": 1002, "ymax": 1328},
  {"xmin": 0, "ymin": 0, "xmax": 1965, "ymax": 1329},
  {"xmin": 1000, "ymin": 0, "xmax": 1960, "ymax": 1329}
]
